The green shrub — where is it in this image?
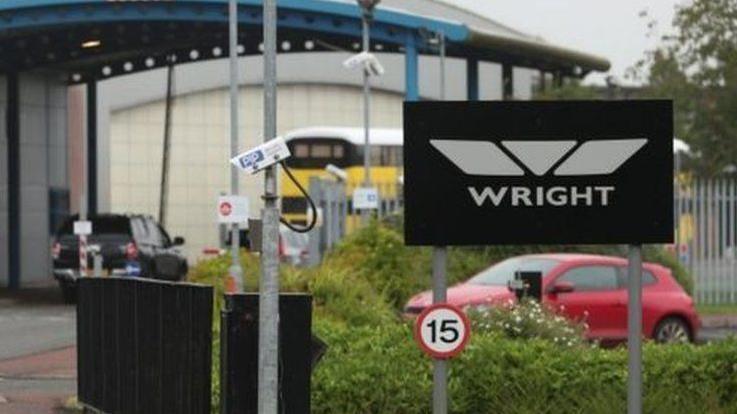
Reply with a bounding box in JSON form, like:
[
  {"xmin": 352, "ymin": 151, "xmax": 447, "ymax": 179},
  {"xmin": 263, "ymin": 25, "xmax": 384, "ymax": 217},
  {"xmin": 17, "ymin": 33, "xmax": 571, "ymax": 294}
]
[
  {"xmin": 643, "ymin": 245, "xmax": 693, "ymax": 294},
  {"xmin": 312, "ymin": 319, "xmax": 432, "ymax": 414},
  {"xmin": 189, "ymin": 222, "xmax": 700, "ymax": 413},
  {"xmin": 309, "ymin": 267, "xmax": 395, "ymax": 327},
  {"xmin": 327, "ymin": 221, "xmax": 424, "ymax": 309},
  {"xmin": 312, "ymin": 321, "xmax": 737, "ymax": 414}
]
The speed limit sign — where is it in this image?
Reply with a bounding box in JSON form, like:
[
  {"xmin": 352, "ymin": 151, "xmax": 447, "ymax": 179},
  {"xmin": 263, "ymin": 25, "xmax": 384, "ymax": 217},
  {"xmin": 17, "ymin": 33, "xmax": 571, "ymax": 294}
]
[{"xmin": 414, "ymin": 303, "xmax": 471, "ymax": 359}]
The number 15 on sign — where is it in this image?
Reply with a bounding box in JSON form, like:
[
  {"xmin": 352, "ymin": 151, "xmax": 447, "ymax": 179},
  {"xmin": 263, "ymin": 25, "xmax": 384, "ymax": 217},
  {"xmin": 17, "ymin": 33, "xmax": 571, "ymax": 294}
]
[{"xmin": 414, "ymin": 304, "xmax": 471, "ymax": 359}]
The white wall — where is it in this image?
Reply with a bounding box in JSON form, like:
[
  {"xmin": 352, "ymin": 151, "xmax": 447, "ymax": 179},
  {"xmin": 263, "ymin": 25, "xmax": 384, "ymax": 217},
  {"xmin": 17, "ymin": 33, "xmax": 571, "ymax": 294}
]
[
  {"xmin": 97, "ymin": 52, "xmax": 535, "ymax": 213},
  {"xmin": 102, "ymin": 52, "xmax": 535, "ymax": 263},
  {"xmin": 109, "ymin": 84, "xmax": 404, "ymax": 261},
  {"xmin": 15, "ymin": 72, "xmax": 68, "ymax": 286}
]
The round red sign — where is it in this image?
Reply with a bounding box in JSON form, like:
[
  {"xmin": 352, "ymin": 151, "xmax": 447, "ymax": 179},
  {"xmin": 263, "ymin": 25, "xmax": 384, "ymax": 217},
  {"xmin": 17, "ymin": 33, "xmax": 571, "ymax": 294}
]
[
  {"xmin": 219, "ymin": 201, "xmax": 233, "ymax": 217},
  {"xmin": 414, "ymin": 303, "xmax": 471, "ymax": 359}
]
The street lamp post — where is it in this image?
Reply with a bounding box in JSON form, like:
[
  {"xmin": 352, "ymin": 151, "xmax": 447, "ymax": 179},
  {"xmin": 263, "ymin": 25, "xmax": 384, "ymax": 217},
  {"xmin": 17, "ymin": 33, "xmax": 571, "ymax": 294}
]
[
  {"xmin": 422, "ymin": 27, "xmax": 449, "ymax": 414},
  {"xmin": 357, "ymin": 0, "xmax": 380, "ymax": 224},
  {"xmin": 228, "ymin": 0, "xmax": 244, "ymax": 292}
]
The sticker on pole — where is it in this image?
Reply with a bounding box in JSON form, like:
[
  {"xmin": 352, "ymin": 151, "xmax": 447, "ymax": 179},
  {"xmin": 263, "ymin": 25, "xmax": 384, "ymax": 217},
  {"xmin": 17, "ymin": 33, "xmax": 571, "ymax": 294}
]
[
  {"xmin": 74, "ymin": 220, "xmax": 92, "ymax": 236},
  {"xmin": 353, "ymin": 187, "xmax": 379, "ymax": 210},
  {"xmin": 218, "ymin": 196, "xmax": 249, "ymax": 224},
  {"xmin": 414, "ymin": 303, "xmax": 471, "ymax": 359}
]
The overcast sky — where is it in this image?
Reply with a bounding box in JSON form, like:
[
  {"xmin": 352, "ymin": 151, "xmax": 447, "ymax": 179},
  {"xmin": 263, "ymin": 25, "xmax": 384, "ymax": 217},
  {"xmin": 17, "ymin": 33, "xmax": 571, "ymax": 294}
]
[{"xmin": 444, "ymin": 0, "xmax": 687, "ymax": 85}]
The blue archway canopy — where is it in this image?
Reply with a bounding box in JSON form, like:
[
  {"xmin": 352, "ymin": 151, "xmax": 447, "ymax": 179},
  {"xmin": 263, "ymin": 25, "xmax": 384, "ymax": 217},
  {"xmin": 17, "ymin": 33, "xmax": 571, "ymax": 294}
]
[{"xmin": 0, "ymin": 0, "xmax": 608, "ymax": 83}]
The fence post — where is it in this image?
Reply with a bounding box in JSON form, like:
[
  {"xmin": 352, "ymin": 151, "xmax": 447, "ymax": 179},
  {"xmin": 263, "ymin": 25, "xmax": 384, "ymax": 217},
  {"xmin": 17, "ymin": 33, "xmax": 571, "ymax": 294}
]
[
  {"xmin": 728, "ymin": 179, "xmax": 737, "ymax": 303},
  {"xmin": 698, "ymin": 179, "xmax": 705, "ymax": 303},
  {"xmin": 720, "ymin": 179, "xmax": 726, "ymax": 303},
  {"xmin": 307, "ymin": 178, "xmax": 322, "ymax": 267}
]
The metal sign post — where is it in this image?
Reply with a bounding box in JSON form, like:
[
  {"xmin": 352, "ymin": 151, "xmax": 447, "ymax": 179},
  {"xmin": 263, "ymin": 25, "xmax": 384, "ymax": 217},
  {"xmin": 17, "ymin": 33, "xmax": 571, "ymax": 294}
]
[
  {"xmin": 361, "ymin": 6, "xmax": 372, "ymax": 225},
  {"xmin": 259, "ymin": 0, "xmax": 280, "ymax": 412},
  {"xmin": 74, "ymin": 220, "xmax": 92, "ymax": 277},
  {"xmin": 439, "ymin": 31, "xmax": 446, "ymax": 101},
  {"xmin": 79, "ymin": 93, "xmax": 89, "ymax": 278},
  {"xmin": 355, "ymin": 0, "xmax": 381, "ymax": 224},
  {"xmin": 432, "ymin": 33, "xmax": 447, "ymax": 414},
  {"xmin": 627, "ymin": 245, "xmax": 643, "ymax": 414},
  {"xmin": 432, "ymin": 247, "xmax": 448, "ymax": 414},
  {"xmin": 228, "ymin": 0, "xmax": 244, "ymax": 292}
]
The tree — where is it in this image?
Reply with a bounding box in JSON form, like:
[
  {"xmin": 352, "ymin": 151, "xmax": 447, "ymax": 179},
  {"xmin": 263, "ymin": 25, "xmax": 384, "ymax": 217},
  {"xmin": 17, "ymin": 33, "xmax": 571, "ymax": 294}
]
[
  {"xmin": 534, "ymin": 80, "xmax": 601, "ymax": 101},
  {"xmin": 637, "ymin": 0, "xmax": 737, "ymax": 176}
]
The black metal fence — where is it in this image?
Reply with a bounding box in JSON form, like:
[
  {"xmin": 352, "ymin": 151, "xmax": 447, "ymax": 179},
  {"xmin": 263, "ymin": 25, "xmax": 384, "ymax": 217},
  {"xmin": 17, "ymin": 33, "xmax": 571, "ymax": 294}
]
[
  {"xmin": 220, "ymin": 293, "xmax": 313, "ymax": 414},
  {"xmin": 77, "ymin": 277, "xmax": 213, "ymax": 414}
]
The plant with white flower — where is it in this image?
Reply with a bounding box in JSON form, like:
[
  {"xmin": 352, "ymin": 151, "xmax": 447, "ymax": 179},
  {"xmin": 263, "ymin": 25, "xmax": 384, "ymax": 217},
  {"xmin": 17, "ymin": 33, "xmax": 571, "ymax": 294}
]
[{"xmin": 467, "ymin": 297, "xmax": 587, "ymax": 346}]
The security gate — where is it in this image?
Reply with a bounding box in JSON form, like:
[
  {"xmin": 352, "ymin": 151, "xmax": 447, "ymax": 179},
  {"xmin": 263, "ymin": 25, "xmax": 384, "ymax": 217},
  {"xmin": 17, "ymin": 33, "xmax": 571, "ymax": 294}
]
[
  {"xmin": 676, "ymin": 178, "xmax": 737, "ymax": 304},
  {"xmin": 305, "ymin": 177, "xmax": 403, "ymax": 265}
]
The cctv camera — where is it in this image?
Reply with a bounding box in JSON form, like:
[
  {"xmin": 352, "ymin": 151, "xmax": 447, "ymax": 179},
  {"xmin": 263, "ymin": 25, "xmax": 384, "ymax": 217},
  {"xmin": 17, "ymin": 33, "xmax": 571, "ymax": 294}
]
[
  {"xmin": 325, "ymin": 164, "xmax": 348, "ymax": 181},
  {"xmin": 366, "ymin": 58, "xmax": 385, "ymax": 76},
  {"xmin": 343, "ymin": 52, "xmax": 385, "ymax": 77}
]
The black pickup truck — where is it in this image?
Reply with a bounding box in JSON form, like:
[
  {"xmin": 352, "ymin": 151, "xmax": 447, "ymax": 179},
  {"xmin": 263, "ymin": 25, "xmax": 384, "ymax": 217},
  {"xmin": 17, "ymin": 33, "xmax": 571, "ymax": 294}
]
[{"xmin": 52, "ymin": 214, "xmax": 188, "ymax": 303}]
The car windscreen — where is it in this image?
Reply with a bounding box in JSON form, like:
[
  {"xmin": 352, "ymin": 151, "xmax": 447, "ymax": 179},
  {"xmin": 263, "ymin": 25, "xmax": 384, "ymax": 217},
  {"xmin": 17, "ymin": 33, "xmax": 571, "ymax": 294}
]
[
  {"xmin": 467, "ymin": 257, "xmax": 560, "ymax": 286},
  {"xmin": 58, "ymin": 216, "xmax": 132, "ymax": 236}
]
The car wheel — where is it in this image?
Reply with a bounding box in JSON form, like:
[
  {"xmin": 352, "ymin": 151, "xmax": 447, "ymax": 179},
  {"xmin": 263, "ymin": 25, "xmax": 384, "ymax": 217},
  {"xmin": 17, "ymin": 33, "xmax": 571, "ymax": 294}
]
[
  {"xmin": 654, "ymin": 317, "xmax": 691, "ymax": 344},
  {"xmin": 141, "ymin": 260, "xmax": 155, "ymax": 279},
  {"xmin": 59, "ymin": 282, "xmax": 77, "ymax": 304}
]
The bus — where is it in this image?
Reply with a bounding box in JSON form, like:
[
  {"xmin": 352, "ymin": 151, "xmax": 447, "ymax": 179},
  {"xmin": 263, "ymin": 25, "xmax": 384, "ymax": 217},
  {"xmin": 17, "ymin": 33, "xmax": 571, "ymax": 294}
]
[{"xmin": 280, "ymin": 127, "xmax": 403, "ymax": 229}]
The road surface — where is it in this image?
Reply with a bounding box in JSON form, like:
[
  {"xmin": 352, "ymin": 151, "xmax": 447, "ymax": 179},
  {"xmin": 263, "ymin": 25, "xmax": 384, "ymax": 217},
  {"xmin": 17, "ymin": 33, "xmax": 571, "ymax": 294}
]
[{"xmin": 0, "ymin": 288, "xmax": 77, "ymax": 413}]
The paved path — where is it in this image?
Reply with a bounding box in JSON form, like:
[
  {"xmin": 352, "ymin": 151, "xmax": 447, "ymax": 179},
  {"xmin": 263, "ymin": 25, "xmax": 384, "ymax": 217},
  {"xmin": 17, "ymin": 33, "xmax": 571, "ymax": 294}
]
[
  {"xmin": 0, "ymin": 288, "xmax": 77, "ymax": 413},
  {"xmin": 0, "ymin": 305, "xmax": 76, "ymax": 361},
  {"xmin": 0, "ymin": 347, "xmax": 76, "ymax": 414}
]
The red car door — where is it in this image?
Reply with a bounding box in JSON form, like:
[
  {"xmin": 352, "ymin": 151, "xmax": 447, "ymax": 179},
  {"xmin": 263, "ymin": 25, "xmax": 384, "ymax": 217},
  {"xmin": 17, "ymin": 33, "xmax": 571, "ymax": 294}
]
[{"xmin": 545, "ymin": 265, "xmax": 628, "ymax": 340}]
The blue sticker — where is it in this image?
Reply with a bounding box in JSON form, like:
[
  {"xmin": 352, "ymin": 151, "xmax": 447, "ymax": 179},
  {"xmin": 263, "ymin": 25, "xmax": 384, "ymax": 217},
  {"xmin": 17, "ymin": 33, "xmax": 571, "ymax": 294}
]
[
  {"xmin": 125, "ymin": 261, "xmax": 142, "ymax": 277},
  {"xmin": 238, "ymin": 150, "xmax": 265, "ymax": 169}
]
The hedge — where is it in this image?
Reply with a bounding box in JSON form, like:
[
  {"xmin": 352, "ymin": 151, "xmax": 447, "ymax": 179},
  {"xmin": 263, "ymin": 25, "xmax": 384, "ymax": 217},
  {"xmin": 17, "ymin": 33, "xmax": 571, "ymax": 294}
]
[
  {"xmin": 188, "ymin": 221, "xmax": 717, "ymax": 414},
  {"xmin": 313, "ymin": 320, "xmax": 737, "ymax": 414}
]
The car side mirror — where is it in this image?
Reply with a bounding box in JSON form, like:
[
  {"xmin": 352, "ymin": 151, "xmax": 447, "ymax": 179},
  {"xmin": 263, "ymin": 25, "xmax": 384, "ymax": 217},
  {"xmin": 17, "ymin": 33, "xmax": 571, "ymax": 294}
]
[
  {"xmin": 550, "ymin": 281, "xmax": 575, "ymax": 294},
  {"xmin": 173, "ymin": 236, "xmax": 185, "ymax": 246}
]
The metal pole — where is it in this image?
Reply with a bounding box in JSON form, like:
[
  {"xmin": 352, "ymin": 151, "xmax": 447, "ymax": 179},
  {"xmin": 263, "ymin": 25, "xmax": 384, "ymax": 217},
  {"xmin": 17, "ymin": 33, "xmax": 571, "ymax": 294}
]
[
  {"xmin": 727, "ymin": 179, "xmax": 737, "ymax": 303},
  {"xmin": 432, "ymin": 246, "xmax": 448, "ymax": 414},
  {"xmin": 228, "ymin": 0, "xmax": 244, "ymax": 292},
  {"xmin": 259, "ymin": 0, "xmax": 280, "ymax": 412},
  {"xmin": 439, "ymin": 32, "xmax": 446, "ymax": 101},
  {"xmin": 361, "ymin": 12, "xmax": 372, "ymax": 224},
  {"xmin": 86, "ymin": 81, "xmax": 98, "ymax": 216},
  {"xmin": 79, "ymin": 83, "xmax": 89, "ymax": 278},
  {"xmin": 432, "ymin": 33, "xmax": 448, "ymax": 414},
  {"xmin": 93, "ymin": 254, "xmax": 102, "ymax": 278},
  {"xmin": 159, "ymin": 59, "xmax": 175, "ymax": 227},
  {"xmin": 627, "ymin": 244, "xmax": 643, "ymax": 414}
]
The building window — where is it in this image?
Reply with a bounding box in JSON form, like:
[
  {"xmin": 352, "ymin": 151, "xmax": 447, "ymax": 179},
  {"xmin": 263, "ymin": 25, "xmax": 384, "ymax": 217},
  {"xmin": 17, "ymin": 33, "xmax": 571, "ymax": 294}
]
[{"xmin": 49, "ymin": 187, "xmax": 70, "ymax": 234}]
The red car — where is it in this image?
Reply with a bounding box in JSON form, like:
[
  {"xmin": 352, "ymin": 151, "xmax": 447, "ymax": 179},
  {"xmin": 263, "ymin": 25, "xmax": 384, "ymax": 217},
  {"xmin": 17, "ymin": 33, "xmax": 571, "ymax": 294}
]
[{"xmin": 405, "ymin": 254, "xmax": 700, "ymax": 343}]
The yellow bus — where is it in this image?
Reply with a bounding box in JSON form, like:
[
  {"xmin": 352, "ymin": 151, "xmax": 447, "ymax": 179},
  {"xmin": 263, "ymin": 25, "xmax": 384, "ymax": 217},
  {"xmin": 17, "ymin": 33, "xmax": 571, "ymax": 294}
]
[{"xmin": 280, "ymin": 127, "xmax": 403, "ymax": 229}]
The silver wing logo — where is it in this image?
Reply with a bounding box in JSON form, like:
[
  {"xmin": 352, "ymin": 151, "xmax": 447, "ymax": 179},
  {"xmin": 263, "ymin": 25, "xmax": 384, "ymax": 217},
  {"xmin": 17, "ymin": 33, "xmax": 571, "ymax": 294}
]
[{"xmin": 430, "ymin": 139, "xmax": 648, "ymax": 176}]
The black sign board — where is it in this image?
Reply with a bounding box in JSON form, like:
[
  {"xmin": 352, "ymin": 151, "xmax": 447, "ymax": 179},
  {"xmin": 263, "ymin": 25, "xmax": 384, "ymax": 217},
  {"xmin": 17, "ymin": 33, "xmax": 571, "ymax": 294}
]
[
  {"xmin": 404, "ymin": 100, "xmax": 673, "ymax": 246},
  {"xmin": 511, "ymin": 271, "xmax": 543, "ymax": 302}
]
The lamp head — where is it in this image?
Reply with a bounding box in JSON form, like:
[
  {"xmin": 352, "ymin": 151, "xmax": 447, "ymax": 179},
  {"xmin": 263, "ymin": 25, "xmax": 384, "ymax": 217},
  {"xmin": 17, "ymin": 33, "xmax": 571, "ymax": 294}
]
[{"xmin": 357, "ymin": 0, "xmax": 381, "ymax": 15}]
